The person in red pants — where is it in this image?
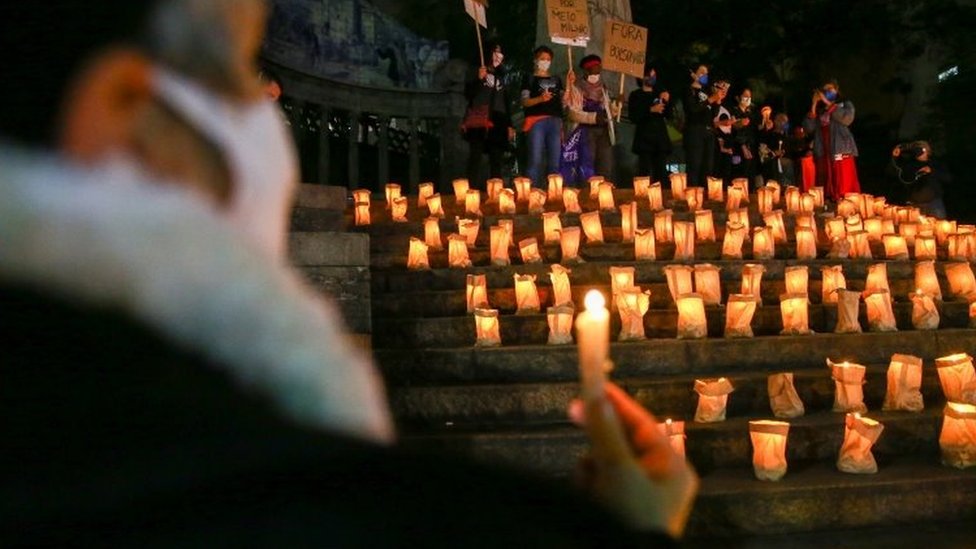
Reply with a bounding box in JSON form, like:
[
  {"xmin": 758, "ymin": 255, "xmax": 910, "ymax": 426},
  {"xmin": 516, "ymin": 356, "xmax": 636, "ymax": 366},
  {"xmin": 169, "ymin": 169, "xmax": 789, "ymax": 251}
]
[{"xmin": 803, "ymin": 79, "xmax": 860, "ymax": 202}]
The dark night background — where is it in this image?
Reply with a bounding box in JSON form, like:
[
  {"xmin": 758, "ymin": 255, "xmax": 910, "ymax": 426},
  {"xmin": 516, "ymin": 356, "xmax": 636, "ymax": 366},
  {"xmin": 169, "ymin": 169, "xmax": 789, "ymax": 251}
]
[{"xmin": 373, "ymin": 0, "xmax": 976, "ymax": 220}]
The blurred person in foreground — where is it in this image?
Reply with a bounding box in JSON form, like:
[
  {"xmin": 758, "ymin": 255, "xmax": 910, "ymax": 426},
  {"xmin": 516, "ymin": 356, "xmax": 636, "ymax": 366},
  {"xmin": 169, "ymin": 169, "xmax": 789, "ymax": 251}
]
[{"xmin": 0, "ymin": 1, "xmax": 696, "ymax": 546}]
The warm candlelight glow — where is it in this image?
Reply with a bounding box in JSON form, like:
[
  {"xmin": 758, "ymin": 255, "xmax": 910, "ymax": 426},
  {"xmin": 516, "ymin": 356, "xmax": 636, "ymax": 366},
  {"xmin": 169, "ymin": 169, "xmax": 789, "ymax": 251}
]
[
  {"xmin": 838, "ymin": 413, "xmax": 885, "ymax": 474},
  {"xmin": 728, "ymin": 207, "xmax": 751, "ymax": 235},
  {"xmin": 562, "ymin": 187, "xmax": 582, "ymax": 214},
  {"xmin": 588, "ymin": 176, "xmax": 605, "ymax": 199},
  {"xmin": 695, "ymin": 210, "xmax": 716, "ymax": 242},
  {"xmin": 514, "ymin": 176, "xmax": 532, "ymax": 203},
  {"xmin": 647, "ymin": 183, "xmax": 664, "ymax": 211},
  {"xmin": 466, "ymin": 274, "xmax": 488, "ymax": 313},
  {"xmin": 945, "ymin": 262, "xmax": 976, "ymax": 299},
  {"xmin": 796, "ymin": 227, "xmax": 818, "ymax": 260},
  {"xmin": 474, "ymin": 308, "xmax": 501, "ymax": 347},
  {"xmin": 634, "ymin": 229, "xmax": 656, "ymax": 260},
  {"xmin": 835, "ymin": 289, "xmax": 863, "ymax": 334},
  {"xmin": 768, "ymin": 373, "xmax": 805, "ymax": 419},
  {"xmin": 489, "ymin": 225, "xmax": 511, "ymax": 266},
  {"xmin": 883, "ymin": 354, "xmax": 924, "ymax": 412},
  {"xmin": 685, "ymin": 186, "xmax": 704, "ymax": 212},
  {"xmin": 633, "ymin": 176, "xmax": 651, "ymax": 199},
  {"xmin": 417, "ymin": 182, "xmax": 434, "ymax": 207},
  {"xmin": 722, "ymin": 222, "xmax": 746, "ymax": 259},
  {"xmin": 864, "ymin": 290, "xmax": 898, "ymax": 332},
  {"xmin": 725, "ymin": 294, "xmax": 758, "ymax": 338},
  {"xmin": 707, "ymin": 177, "xmax": 724, "ymax": 202},
  {"xmin": 452, "ymin": 179, "xmax": 469, "ymax": 203},
  {"xmin": 726, "ymin": 185, "xmax": 744, "ymax": 211},
  {"xmin": 828, "ymin": 359, "xmax": 868, "ymax": 414},
  {"xmin": 784, "ymin": 186, "xmax": 800, "ymax": 213},
  {"xmin": 940, "ymin": 402, "xmax": 976, "ymax": 469},
  {"xmin": 518, "ymin": 237, "xmax": 543, "ymax": 265},
  {"xmin": 695, "ymin": 377, "xmax": 734, "ymax": 422},
  {"xmin": 354, "ymin": 201, "xmax": 371, "ymax": 226},
  {"xmin": 424, "ymin": 217, "xmax": 443, "ymax": 250},
  {"xmin": 543, "ymin": 212, "xmax": 563, "ymax": 244},
  {"xmin": 447, "ymin": 233, "xmax": 472, "ymax": 268},
  {"xmin": 864, "ymin": 218, "xmax": 884, "ymax": 242},
  {"xmin": 742, "ymin": 264, "xmax": 767, "ymax": 305},
  {"xmin": 910, "ymin": 290, "xmax": 940, "ymax": 330},
  {"xmin": 458, "ymin": 218, "xmax": 480, "ymax": 248},
  {"xmin": 498, "ymin": 189, "xmax": 516, "ymax": 214},
  {"xmin": 407, "ymin": 237, "xmax": 430, "ymax": 270},
  {"xmin": 609, "ymin": 266, "xmax": 636, "ymax": 308},
  {"xmin": 620, "ymin": 202, "xmax": 637, "ymax": 243},
  {"xmin": 837, "ymin": 198, "xmax": 858, "ymax": 219},
  {"xmin": 694, "ymin": 264, "xmax": 723, "ymax": 306},
  {"xmin": 799, "ymin": 193, "xmax": 816, "ymax": 214},
  {"xmin": 486, "ymin": 178, "xmax": 504, "ymax": 203},
  {"xmin": 585, "ymin": 289, "xmax": 606, "ymax": 312},
  {"xmin": 598, "ymin": 182, "xmax": 616, "ymax": 211},
  {"xmin": 821, "ymin": 265, "xmax": 847, "ymax": 304},
  {"xmin": 559, "ymin": 227, "xmax": 582, "ymax": 263},
  {"xmin": 899, "ymin": 222, "xmax": 919, "ymax": 247},
  {"xmin": 935, "ymin": 353, "xmax": 976, "ymax": 405},
  {"xmin": 767, "ymin": 181, "xmax": 783, "ymax": 205},
  {"xmin": 731, "ymin": 178, "xmax": 750, "ymax": 203},
  {"xmin": 391, "ymin": 196, "xmax": 408, "ymax": 222},
  {"xmin": 664, "ymin": 265, "xmax": 695, "ymax": 303},
  {"xmin": 915, "ymin": 235, "xmax": 937, "ymax": 260},
  {"xmin": 669, "ymin": 172, "xmax": 687, "ymax": 200},
  {"xmin": 825, "ymin": 216, "xmax": 847, "ymax": 241},
  {"xmin": 580, "ymin": 211, "xmax": 605, "ymax": 244},
  {"xmin": 673, "ymin": 221, "xmax": 696, "ymax": 261},
  {"xmin": 864, "ymin": 263, "xmax": 891, "ymax": 296},
  {"xmin": 750, "ymin": 420, "xmax": 790, "ymax": 481},
  {"xmin": 763, "ymin": 210, "xmax": 788, "ymax": 244},
  {"xmin": 427, "ymin": 193, "xmax": 445, "ymax": 217},
  {"xmin": 809, "ymin": 186, "xmax": 824, "ymax": 208},
  {"xmin": 549, "ymin": 264, "xmax": 573, "ymax": 307},
  {"xmin": 576, "ymin": 290, "xmax": 610, "ymax": 402},
  {"xmin": 847, "ymin": 231, "xmax": 872, "ymax": 259},
  {"xmin": 752, "ymin": 227, "xmax": 775, "ymax": 261},
  {"xmin": 514, "ymin": 273, "xmax": 541, "ymax": 314},
  {"xmin": 785, "ymin": 266, "xmax": 809, "ymax": 298},
  {"xmin": 547, "ymin": 173, "xmax": 564, "ymax": 202},
  {"xmin": 654, "ymin": 210, "xmax": 674, "ymax": 243},
  {"xmin": 677, "ymin": 293, "xmax": 708, "ymax": 339},
  {"xmin": 547, "ymin": 305, "xmax": 575, "ymax": 345},
  {"xmin": 385, "ymin": 183, "xmax": 402, "ymax": 209},
  {"xmin": 616, "ymin": 288, "xmax": 651, "ymax": 341},
  {"xmin": 528, "ymin": 188, "xmax": 548, "ymax": 215},
  {"xmin": 780, "ymin": 293, "xmax": 812, "ymax": 335},
  {"xmin": 757, "ymin": 186, "xmax": 774, "ymax": 215},
  {"xmin": 465, "ymin": 189, "xmax": 482, "ymax": 217}
]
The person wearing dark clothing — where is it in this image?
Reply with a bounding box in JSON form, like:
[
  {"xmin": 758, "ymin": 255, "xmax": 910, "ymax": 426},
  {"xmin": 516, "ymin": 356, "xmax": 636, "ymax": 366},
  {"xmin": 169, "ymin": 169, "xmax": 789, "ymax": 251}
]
[
  {"xmin": 730, "ymin": 88, "xmax": 760, "ymax": 185},
  {"xmin": 891, "ymin": 140, "xmax": 948, "ymax": 218},
  {"xmin": 522, "ymin": 45, "xmax": 565, "ymax": 189},
  {"xmin": 463, "ymin": 43, "xmax": 514, "ymax": 189},
  {"xmin": 629, "ymin": 66, "xmax": 672, "ymax": 185},
  {"xmin": 758, "ymin": 111, "xmax": 795, "ymax": 186},
  {"xmin": 682, "ymin": 65, "xmax": 722, "ymax": 187},
  {"xmin": 563, "ymin": 54, "xmax": 620, "ymax": 185},
  {"xmin": 714, "ymin": 109, "xmax": 735, "ymax": 185}
]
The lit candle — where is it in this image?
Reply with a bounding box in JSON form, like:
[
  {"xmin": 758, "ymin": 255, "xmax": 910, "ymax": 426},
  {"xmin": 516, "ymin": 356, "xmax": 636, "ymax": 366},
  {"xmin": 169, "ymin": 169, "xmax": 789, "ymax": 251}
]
[{"xmin": 576, "ymin": 290, "xmax": 610, "ymax": 402}]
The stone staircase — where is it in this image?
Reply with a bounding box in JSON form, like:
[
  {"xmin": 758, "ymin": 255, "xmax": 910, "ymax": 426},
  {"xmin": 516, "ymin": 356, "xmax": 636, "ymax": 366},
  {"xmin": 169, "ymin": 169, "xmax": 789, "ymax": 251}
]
[{"xmin": 345, "ymin": 185, "xmax": 976, "ymax": 539}]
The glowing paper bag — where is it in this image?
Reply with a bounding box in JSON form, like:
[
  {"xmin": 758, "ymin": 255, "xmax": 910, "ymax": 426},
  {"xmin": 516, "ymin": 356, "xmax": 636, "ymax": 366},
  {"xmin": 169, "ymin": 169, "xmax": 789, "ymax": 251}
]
[
  {"xmin": 513, "ymin": 273, "xmax": 541, "ymax": 314},
  {"xmin": 451, "ymin": 179, "xmax": 469, "ymax": 204},
  {"xmin": 448, "ymin": 233, "xmax": 472, "ymax": 269},
  {"xmin": 386, "ymin": 183, "xmax": 402, "ymax": 209},
  {"xmin": 634, "ymin": 229, "xmax": 656, "ymax": 261},
  {"xmin": 528, "ymin": 188, "xmax": 548, "ymax": 215},
  {"xmin": 677, "ymin": 293, "xmax": 708, "ymax": 339},
  {"xmin": 821, "ymin": 265, "xmax": 847, "ymax": 304},
  {"xmin": 837, "ymin": 413, "xmax": 884, "ymax": 474},
  {"xmin": 560, "ymin": 227, "xmax": 582, "ymax": 263},
  {"xmin": 658, "ymin": 420, "xmax": 687, "ymax": 458},
  {"xmin": 486, "ymin": 178, "xmax": 504, "ymax": 203},
  {"xmin": 728, "ymin": 207, "xmax": 750, "ymax": 235},
  {"xmin": 547, "ymin": 173, "xmax": 564, "ymax": 202},
  {"xmin": 864, "ymin": 290, "xmax": 898, "ymax": 332},
  {"xmin": 726, "ymin": 185, "xmax": 744, "ymax": 211},
  {"xmin": 616, "ymin": 288, "xmax": 651, "ymax": 341},
  {"xmin": 864, "ymin": 263, "xmax": 890, "ymax": 297},
  {"xmin": 796, "ymin": 227, "xmax": 818, "ymax": 260},
  {"xmin": 915, "ymin": 235, "xmax": 937, "ymax": 261},
  {"xmin": 915, "ymin": 260, "xmax": 943, "ymax": 301},
  {"xmin": 669, "ymin": 172, "xmax": 687, "ymax": 200},
  {"xmin": 725, "ymin": 294, "xmax": 757, "ymax": 338},
  {"xmin": 835, "ymin": 289, "xmax": 863, "ymax": 334},
  {"xmin": 580, "ymin": 212, "xmax": 605, "ymax": 244},
  {"xmin": 828, "ymin": 359, "xmax": 868, "ymax": 414},
  {"xmin": 673, "ymin": 221, "xmax": 696, "ymax": 261},
  {"xmin": 427, "ymin": 193, "xmax": 445, "ymax": 217},
  {"xmin": 825, "ymin": 216, "xmax": 846, "ymax": 242},
  {"xmin": 654, "ymin": 209, "xmax": 674, "ymax": 243},
  {"xmin": 722, "ymin": 222, "xmax": 746, "ymax": 259},
  {"xmin": 547, "ymin": 305, "xmax": 575, "ymax": 345},
  {"xmin": 785, "ymin": 266, "xmax": 809, "ymax": 299},
  {"xmin": 768, "ymin": 373, "xmax": 805, "ymax": 419},
  {"xmin": 620, "ymin": 202, "xmax": 637, "ymax": 243},
  {"xmin": 883, "ymin": 234, "xmax": 909, "ymax": 260},
  {"xmin": 633, "ymin": 176, "xmax": 651, "ymax": 199},
  {"xmin": 407, "ymin": 238, "xmax": 430, "ymax": 271},
  {"xmin": 549, "ymin": 264, "xmax": 574, "ymax": 307},
  {"xmin": 750, "ymin": 420, "xmax": 790, "ymax": 481},
  {"xmin": 514, "ymin": 176, "xmax": 532, "ymax": 203},
  {"xmin": 945, "ymin": 262, "xmax": 976, "ymax": 300},
  {"xmin": 417, "ymin": 182, "xmax": 434, "ymax": 208},
  {"xmin": 519, "ymin": 237, "xmax": 543, "ymax": 265},
  {"xmin": 763, "ymin": 210, "xmax": 788, "ymax": 244},
  {"xmin": 609, "ymin": 266, "xmax": 636, "ymax": 305},
  {"xmin": 543, "ymin": 212, "xmax": 563, "ymax": 244},
  {"xmin": 827, "ymin": 237, "xmax": 851, "ymax": 259},
  {"xmin": 695, "ymin": 210, "xmax": 716, "ymax": 242},
  {"xmin": 498, "ymin": 189, "xmax": 516, "ymax": 214},
  {"xmin": 911, "ymin": 290, "xmax": 940, "ymax": 330},
  {"xmin": 935, "ymin": 353, "xmax": 976, "ymax": 404},
  {"xmin": 694, "ymin": 377, "xmax": 734, "ymax": 423},
  {"xmin": 756, "ymin": 186, "xmax": 774, "ymax": 215},
  {"xmin": 741, "ymin": 264, "xmax": 766, "ymax": 305},
  {"xmin": 752, "ymin": 227, "xmax": 775, "ymax": 260},
  {"xmin": 562, "ymin": 187, "xmax": 582, "ymax": 214},
  {"xmin": 685, "ymin": 186, "xmax": 704, "ymax": 212},
  {"xmin": 352, "ymin": 189, "xmax": 371, "ymax": 209},
  {"xmin": 465, "ymin": 189, "xmax": 482, "ymax": 217},
  {"xmin": 882, "ymin": 354, "xmax": 924, "ymax": 412},
  {"xmin": 940, "ymin": 402, "xmax": 976, "ymax": 469},
  {"xmin": 354, "ymin": 201, "xmax": 371, "ymax": 226},
  {"xmin": 588, "ymin": 175, "xmax": 605, "ymax": 199},
  {"xmin": 780, "ymin": 293, "xmax": 813, "ymax": 335},
  {"xmin": 707, "ymin": 176, "xmax": 724, "ymax": 202},
  {"xmin": 458, "ymin": 218, "xmax": 480, "ymax": 248},
  {"xmin": 489, "ymin": 225, "xmax": 510, "ymax": 266},
  {"xmin": 391, "ymin": 196, "xmax": 409, "ymax": 222},
  {"xmin": 425, "ymin": 217, "xmax": 443, "ymax": 250},
  {"xmin": 694, "ymin": 263, "xmax": 723, "ymax": 306},
  {"xmin": 647, "ymin": 182, "xmax": 664, "ymax": 211},
  {"xmin": 864, "ymin": 218, "xmax": 884, "ymax": 242},
  {"xmin": 663, "ymin": 265, "xmax": 694, "ymax": 303},
  {"xmin": 466, "ymin": 274, "xmax": 489, "ymax": 313},
  {"xmin": 848, "ymin": 231, "xmax": 872, "ymax": 259},
  {"xmin": 474, "ymin": 308, "xmax": 501, "ymax": 347},
  {"xmin": 598, "ymin": 182, "xmax": 616, "ymax": 211}
]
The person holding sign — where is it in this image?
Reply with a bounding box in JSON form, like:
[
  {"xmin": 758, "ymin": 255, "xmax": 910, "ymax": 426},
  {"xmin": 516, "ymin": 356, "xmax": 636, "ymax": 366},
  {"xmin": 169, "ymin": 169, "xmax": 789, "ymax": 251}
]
[
  {"xmin": 628, "ymin": 65, "xmax": 672, "ymax": 186},
  {"xmin": 522, "ymin": 46, "xmax": 566, "ymax": 190},
  {"xmin": 682, "ymin": 64, "xmax": 723, "ymax": 187},
  {"xmin": 463, "ymin": 42, "xmax": 515, "ymax": 189},
  {"xmin": 563, "ymin": 55, "xmax": 620, "ymax": 185}
]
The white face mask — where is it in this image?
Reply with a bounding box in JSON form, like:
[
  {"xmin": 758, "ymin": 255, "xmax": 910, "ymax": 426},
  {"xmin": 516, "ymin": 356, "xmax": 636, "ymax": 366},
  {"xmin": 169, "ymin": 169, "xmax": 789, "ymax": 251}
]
[
  {"xmin": 586, "ymin": 74, "xmax": 601, "ymax": 84},
  {"xmin": 536, "ymin": 59, "xmax": 551, "ymax": 72},
  {"xmin": 152, "ymin": 67, "xmax": 298, "ymax": 257}
]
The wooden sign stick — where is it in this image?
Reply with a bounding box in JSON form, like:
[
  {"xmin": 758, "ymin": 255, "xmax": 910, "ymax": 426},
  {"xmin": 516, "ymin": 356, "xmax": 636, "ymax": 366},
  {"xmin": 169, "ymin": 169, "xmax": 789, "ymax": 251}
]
[{"xmin": 475, "ymin": 19, "xmax": 485, "ymax": 67}]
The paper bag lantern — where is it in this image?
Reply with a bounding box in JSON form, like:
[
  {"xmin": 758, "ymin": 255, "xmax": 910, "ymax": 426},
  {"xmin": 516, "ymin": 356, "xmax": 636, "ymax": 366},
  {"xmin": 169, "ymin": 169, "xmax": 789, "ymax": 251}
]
[
  {"xmin": 451, "ymin": 179, "xmax": 469, "ymax": 204},
  {"xmin": 499, "ymin": 218, "xmax": 515, "ymax": 247},
  {"xmin": 694, "ymin": 378, "xmax": 734, "ymax": 422},
  {"xmin": 911, "ymin": 290, "xmax": 940, "ymax": 330},
  {"xmin": 547, "ymin": 173, "xmax": 564, "ymax": 202},
  {"xmin": 937, "ymin": 220, "xmax": 957, "ymax": 246},
  {"xmin": 633, "ymin": 176, "xmax": 651, "ymax": 199},
  {"xmin": 486, "ymin": 178, "xmax": 504, "ymax": 203},
  {"xmin": 424, "ymin": 217, "xmax": 443, "ymax": 250},
  {"xmin": 899, "ymin": 222, "xmax": 919, "ymax": 247},
  {"xmin": 547, "ymin": 305, "xmax": 575, "ymax": 345},
  {"xmin": 780, "ymin": 293, "xmax": 813, "ymax": 335},
  {"xmin": 514, "ymin": 273, "xmax": 541, "ymax": 314},
  {"xmin": 654, "ymin": 210, "xmax": 674, "ymax": 243},
  {"xmin": 864, "ymin": 263, "xmax": 890, "ymax": 296},
  {"xmin": 588, "ymin": 175, "xmax": 605, "ymax": 199},
  {"xmin": 722, "ymin": 222, "xmax": 746, "ymax": 259},
  {"xmin": 756, "ymin": 186, "xmax": 774, "ymax": 215},
  {"xmin": 407, "ymin": 238, "xmax": 430, "ymax": 270},
  {"xmin": 514, "ymin": 176, "xmax": 532, "ymax": 204},
  {"xmin": 634, "ymin": 229, "xmax": 657, "ymax": 261},
  {"xmin": 785, "ymin": 266, "xmax": 809, "ymax": 298},
  {"xmin": 498, "ymin": 189, "xmax": 516, "ymax": 214},
  {"xmin": 945, "ymin": 262, "xmax": 976, "ymax": 299},
  {"xmin": 685, "ymin": 186, "xmax": 704, "ymax": 212},
  {"xmin": 828, "ymin": 359, "xmax": 868, "ymax": 414},
  {"xmin": 882, "ymin": 218, "xmax": 896, "ymax": 235},
  {"xmin": 562, "ymin": 187, "xmax": 582, "ymax": 214},
  {"xmin": 352, "ymin": 189, "xmax": 371, "ymax": 208},
  {"xmin": 559, "ymin": 227, "xmax": 582, "ymax": 263},
  {"xmin": 883, "ymin": 354, "xmax": 924, "ymax": 412},
  {"xmin": 677, "ymin": 293, "xmax": 708, "ymax": 339},
  {"xmin": 664, "ymin": 265, "xmax": 695, "ymax": 303},
  {"xmin": 519, "ymin": 237, "xmax": 543, "ymax": 265},
  {"xmin": 731, "ymin": 178, "xmax": 750, "ymax": 203},
  {"xmin": 725, "ymin": 294, "xmax": 758, "ymax": 338},
  {"xmin": 647, "ymin": 182, "xmax": 664, "ymax": 211},
  {"xmin": 726, "ymin": 185, "xmax": 744, "ymax": 211},
  {"xmin": 796, "ymin": 227, "xmax": 818, "ymax": 260},
  {"xmin": 837, "ymin": 413, "xmax": 885, "ymax": 474},
  {"xmin": 872, "ymin": 196, "xmax": 887, "ymax": 216},
  {"xmin": 915, "ymin": 235, "xmax": 937, "ymax": 260},
  {"xmin": 659, "ymin": 420, "xmax": 686, "ymax": 458},
  {"xmin": 427, "ymin": 193, "xmax": 445, "ymax": 217},
  {"xmin": 489, "ymin": 225, "xmax": 511, "ymax": 266},
  {"xmin": 673, "ymin": 221, "xmax": 696, "ymax": 261},
  {"xmin": 609, "ymin": 266, "xmax": 636, "ymax": 305},
  {"xmin": 549, "ymin": 264, "xmax": 573, "ymax": 307},
  {"xmin": 763, "ymin": 210, "xmax": 788, "ymax": 244},
  {"xmin": 864, "ymin": 218, "xmax": 884, "ymax": 242},
  {"xmin": 795, "ymin": 211, "xmax": 817, "ymax": 234},
  {"xmin": 848, "ymin": 231, "xmax": 872, "ymax": 259},
  {"xmin": 391, "ymin": 196, "xmax": 409, "ymax": 222},
  {"xmin": 543, "ymin": 212, "xmax": 563, "ymax": 244},
  {"xmin": 864, "ymin": 290, "xmax": 898, "ymax": 332},
  {"xmin": 695, "ymin": 210, "xmax": 716, "ymax": 242},
  {"xmin": 948, "ymin": 234, "xmax": 968, "ymax": 261},
  {"xmin": 528, "ymin": 188, "xmax": 548, "ymax": 215},
  {"xmin": 728, "ymin": 208, "xmax": 751, "ymax": 235},
  {"xmin": 941, "ymin": 402, "xmax": 976, "ymax": 468},
  {"xmin": 447, "ymin": 233, "xmax": 472, "ymax": 268},
  {"xmin": 385, "ymin": 183, "xmax": 402, "ymax": 209},
  {"xmin": 694, "ymin": 264, "xmax": 723, "ymax": 306},
  {"xmin": 752, "ymin": 227, "xmax": 775, "ymax": 260},
  {"xmin": 825, "ymin": 216, "xmax": 847, "ymax": 242},
  {"xmin": 707, "ymin": 177, "xmax": 724, "ymax": 202},
  {"xmin": 354, "ymin": 201, "xmax": 371, "ymax": 226},
  {"xmin": 935, "ymin": 353, "xmax": 976, "ymax": 404},
  {"xmin": 417, "ymin": 182, "xmax": 434, "ymax": 208},
  {"xmin": 465, "ymin": 190, "xmax": 482, "ymax": 217},
  {"xmin": 821, "ymin": 265, "xmax": 847, "ymax": 304},
  {"xmin": 580, "ymin": 212, "xmax": 605, "ymax": 244},
  {"xmin": 828, "ymin": 237, "xmax": 852, "ymax": 259},
  {"xmin": 784, "ymin": 186, "xmax": 801, "ymax": 213},
  {"xmin": 799, "ymin": 193, "xmax": 816, "ymax": 214},
  {"xmin": 466, "ymin": 274, "xmax": 489, "ymax": 313},
  {"xmin": 474, "ymin": 308, "xmax": 501, "ymax": 347},
  {"xmin": 741, "ymin": 264, "xmax": 766, "ymax": 305},
  {"xmin": 767, "ymin": 181, "xmax": 782, "ymax": 205},
  {"xmin": 810, "ymin": 186, "xmax": 825, "ymax": 208},
  {"xmin": 834, "ymin": 289, "xmax": 863, "ymax": 334},
  {"xmin": 837, "ymin": 198, "xmax": 859, "ymax": 219},
  {"xmin": 598, "ymin": 182, "xmax": 616, "ymax": 211},
  {"xmin": 620, "ymin": 202, "xmax": 637, "ymax": 243},
  {"xmin": 616, "ymin": 288, "xmax": 651, "ymax": 341},
  {"xmin": 769, "ymin": 373, "xmax": 805, "ymax": 418},
  {"xmin": 458, "ymin": 218, "xmax": 480, "ymax": 248},
  {"xmin": 669, "ymin": 172, "xmax": 687, "ymax": 200},
  {"xmin": 750, "ymin": 420, "xmax": 790, "ymax": 481}
]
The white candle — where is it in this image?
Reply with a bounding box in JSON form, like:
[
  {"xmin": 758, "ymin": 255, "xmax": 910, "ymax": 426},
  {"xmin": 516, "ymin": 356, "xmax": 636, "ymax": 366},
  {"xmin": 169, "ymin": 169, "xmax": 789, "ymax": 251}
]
[{"xmin": 576, "ymin": 290, "xmax": 610, "ymax": 402}]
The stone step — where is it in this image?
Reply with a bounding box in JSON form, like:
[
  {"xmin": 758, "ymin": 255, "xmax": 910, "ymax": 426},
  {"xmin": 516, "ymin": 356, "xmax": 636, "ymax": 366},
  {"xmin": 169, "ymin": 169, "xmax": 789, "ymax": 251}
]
[
  {"xmin": 375, "ymin": 329, "xmax": 976, "ymax": 385},
  {"xmin": 400, "ymin": 409, "xmax": 944, "ymax": 477},
  {"xmin": 371, "ymin": 301, "xmax": 971, "ymax": 349},
  {"xmin": 390, "ymin": 363, "xmax": 947, "ymax": 428}
]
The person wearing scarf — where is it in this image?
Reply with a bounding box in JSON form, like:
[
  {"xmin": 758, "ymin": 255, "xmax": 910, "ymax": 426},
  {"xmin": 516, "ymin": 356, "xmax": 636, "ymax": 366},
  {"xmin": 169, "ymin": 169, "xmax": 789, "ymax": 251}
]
[
  {"xmin": 803, "ymin": 79, "xmax": 860, "ymax": 202},
  {"xmin": 562, "ymin": 54, "xmax": 618, "ymax": 186}
]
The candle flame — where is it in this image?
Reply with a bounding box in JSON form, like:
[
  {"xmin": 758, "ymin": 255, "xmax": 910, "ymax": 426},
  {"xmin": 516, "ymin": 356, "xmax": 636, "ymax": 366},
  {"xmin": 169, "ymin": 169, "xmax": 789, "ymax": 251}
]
[{"xmin": 584, "ymin": 290, "xmax": 606, "ymax": 311}]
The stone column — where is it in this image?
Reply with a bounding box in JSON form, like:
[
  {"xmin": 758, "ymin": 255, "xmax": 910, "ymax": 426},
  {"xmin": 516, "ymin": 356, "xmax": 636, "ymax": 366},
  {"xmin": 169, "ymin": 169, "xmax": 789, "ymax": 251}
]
[{"xmin": 408, "ymin": 117, "xmax": 421, "ymax": 193}]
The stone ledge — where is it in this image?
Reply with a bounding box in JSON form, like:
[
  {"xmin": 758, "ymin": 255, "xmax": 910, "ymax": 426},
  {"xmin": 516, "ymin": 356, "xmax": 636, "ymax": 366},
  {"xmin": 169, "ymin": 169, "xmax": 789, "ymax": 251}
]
[
  {"xmin": 294, "ymin": 183, "xmax": 348, "ymax": 210},
  {"xmin": 290, "ymin": 232, "xmax": 369, "ymax": 267}
]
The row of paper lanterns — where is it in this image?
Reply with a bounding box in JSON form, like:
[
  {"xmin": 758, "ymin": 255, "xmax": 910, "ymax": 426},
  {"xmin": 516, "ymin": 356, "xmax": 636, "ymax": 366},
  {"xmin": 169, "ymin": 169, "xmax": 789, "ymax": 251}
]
[{"xmin": 659, "ymin": 354, "xmax": 976, "ymax": 480}]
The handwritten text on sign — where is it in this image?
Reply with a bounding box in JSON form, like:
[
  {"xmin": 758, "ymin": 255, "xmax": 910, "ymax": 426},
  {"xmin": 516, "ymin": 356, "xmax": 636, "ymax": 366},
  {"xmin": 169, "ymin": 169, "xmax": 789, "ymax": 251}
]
[
  {"xmin": 546, "ymin": 0, "xmax": 590, "ymax": 41},
  {"xmin": 602, "ymin": 19, "xmax": 648, "ymax": 78}
]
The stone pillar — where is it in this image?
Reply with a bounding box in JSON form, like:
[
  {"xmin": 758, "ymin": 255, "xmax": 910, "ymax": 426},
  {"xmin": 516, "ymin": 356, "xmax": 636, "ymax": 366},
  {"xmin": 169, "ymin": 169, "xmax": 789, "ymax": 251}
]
[{"xmin": 408, "ymin": 117, "xmax": 421, "ymax": 193}]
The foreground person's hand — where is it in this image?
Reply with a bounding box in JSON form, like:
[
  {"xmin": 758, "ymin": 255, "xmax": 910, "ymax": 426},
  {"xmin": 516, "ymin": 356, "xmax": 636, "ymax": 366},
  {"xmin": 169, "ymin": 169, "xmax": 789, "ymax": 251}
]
[{"xmin": 569, "ymin": 383, "xmax": 699, "ymax": 538}]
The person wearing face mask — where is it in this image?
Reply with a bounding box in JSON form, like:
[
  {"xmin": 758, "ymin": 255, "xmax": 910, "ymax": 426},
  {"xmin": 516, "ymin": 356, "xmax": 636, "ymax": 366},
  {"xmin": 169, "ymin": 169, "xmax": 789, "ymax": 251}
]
[
  {"xmin": 890, "ymin": 140, "xmax": 948, "ymax": 218},
  {"xmin": 463, "ymin": 42, "xmax": 514, "ymax": 189},
  {"xmin": 758, "ymin": 111, "xmax": 795, "ymax": 186},
  {"xmin": 682, "ymin": 64, "xmax": 722, "ymax": 187},
  {"xmin": 803, "ymin": 78, "xmax": 860, "ymax": 201},
  {"xmin": 730, "ymin": 88, "xmax": 760, "ymax": 187},
  {"xmin": 521, "ymin": 45, "xmax": 565, "ymax": 190},
  {"xmin": 628, "ymin": 65, "xmax": 672, "ymax": 186},
  {"xmin": 563, "ymin": 54, "xmax": 620, "ymax": 184}
]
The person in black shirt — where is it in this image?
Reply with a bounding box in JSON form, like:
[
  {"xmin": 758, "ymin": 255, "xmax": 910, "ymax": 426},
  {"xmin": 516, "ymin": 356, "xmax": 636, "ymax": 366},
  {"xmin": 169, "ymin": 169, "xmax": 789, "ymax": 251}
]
[
  {"xmin": 682, "ymin": 64, "xmax": 722, "ymax": 187},
  {"xmin": 521, "ymin": 45, "xmax": 565, "ymax": 189},
  {"xmin": 758, "ymin": 110, "xmax": 795, "ymax": 186},
  {"xmin": 730, "ymin": 88, "xmax": 760, "ymax": 186},
  {"xmin": 463, "ymin": 42, "xmax": 515, "ymax": 189},
  {"xmin": 891, "ymin": 140, "xmax": 948, "ymax": 218},
  {"xmin": 629, "ymin": 65, "xmax": 672, "ymax": 185}
]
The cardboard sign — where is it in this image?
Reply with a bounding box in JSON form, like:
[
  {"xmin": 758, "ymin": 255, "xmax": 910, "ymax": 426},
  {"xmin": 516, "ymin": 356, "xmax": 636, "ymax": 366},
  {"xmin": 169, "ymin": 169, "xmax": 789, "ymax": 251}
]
[
  {"xmin": 602, "ymin": 19, "xmax": 648, "ymax": 78},
  {"xmin": 546, "ymin": 0, "xmax": 590, "ymax": 45},
  {"xmin": 464, "ymin": 0, "xmax": 487, "ymax": 28}
]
